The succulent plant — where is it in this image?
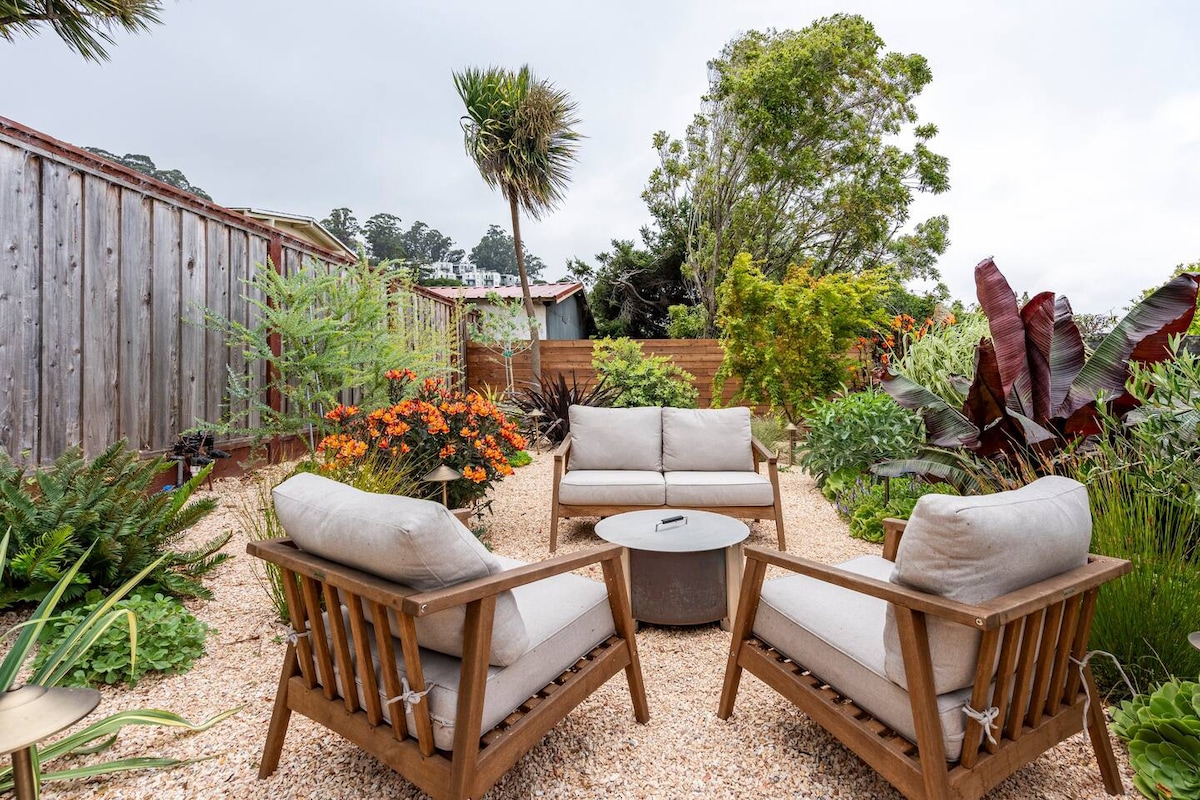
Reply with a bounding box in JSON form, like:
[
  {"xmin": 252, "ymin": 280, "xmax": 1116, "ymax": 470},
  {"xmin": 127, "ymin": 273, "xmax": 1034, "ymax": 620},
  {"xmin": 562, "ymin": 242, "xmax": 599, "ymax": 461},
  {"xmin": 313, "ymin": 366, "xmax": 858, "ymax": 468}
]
[{"xmin": 1113, "ymin": 677, "xmax": 1200, "ymax": 799}]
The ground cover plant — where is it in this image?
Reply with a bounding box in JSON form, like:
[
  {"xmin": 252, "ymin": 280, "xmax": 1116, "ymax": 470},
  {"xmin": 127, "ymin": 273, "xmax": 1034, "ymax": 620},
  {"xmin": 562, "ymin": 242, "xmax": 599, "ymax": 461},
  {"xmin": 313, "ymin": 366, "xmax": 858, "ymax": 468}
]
[
  {"xmin": 32, "ymin": 592, "xmax": 210, "ymax": 687},
  {"xmin": 827, "ymin": 475, "xmax": 954, "ymax": 543},
  {"xmin": 0, "ymin": 442, "xmax": 226, "ymax": 608},
  {"xmin": 592, "ymin": 337, "xmax": 698, "ymax": 408},
  {"xmin": 318, "ymin": 369, "xmax": 526, "ymax": 508},
  {"xmin": 1113, "ymin": 674, "xmax": 1200, "ymax": 799}
]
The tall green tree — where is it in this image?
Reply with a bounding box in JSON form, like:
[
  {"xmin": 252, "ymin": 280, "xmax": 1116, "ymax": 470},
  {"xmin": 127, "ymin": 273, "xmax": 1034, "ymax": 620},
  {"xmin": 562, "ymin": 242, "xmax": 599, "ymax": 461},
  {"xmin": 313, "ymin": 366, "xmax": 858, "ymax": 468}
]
[
  {"xmin": 321, "ymin": 208, "xmax": 361, "ymax": 252},
  {"xmin": 85, "ymin": 147, "xmax": 211, "ymax": 200},
  {"xmin": 470, "ymin": 224, "xmax": 544, "ymax": 279},
  {"xmin": 402, "ymin": 221, "xmax": 465, "ymax": 283},
  {"xmin": 0, "ymin": 0, "xmax": 161, "ymax": 61},
  {"xmin": 454, "ymin": 65, "xmax": 581, "ymax": 377},
  {"xmin": 645, "ymin": 16, "xmax": 950, "ymax": 334},
  {"xmin": 363, "ymin": 212, "xmax": 405, "ymax": 263},
  {"xmin": 571, "ymin": 228, "xmax": 690, "ymax": 338}
]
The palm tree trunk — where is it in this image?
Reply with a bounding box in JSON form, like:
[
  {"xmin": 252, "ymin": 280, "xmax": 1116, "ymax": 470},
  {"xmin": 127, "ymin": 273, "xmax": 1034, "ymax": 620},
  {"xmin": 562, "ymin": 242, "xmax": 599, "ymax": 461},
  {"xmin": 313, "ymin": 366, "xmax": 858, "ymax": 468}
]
[{"xmin": 508, "ymin": 195, "xmax": 542, "ymax": 378}]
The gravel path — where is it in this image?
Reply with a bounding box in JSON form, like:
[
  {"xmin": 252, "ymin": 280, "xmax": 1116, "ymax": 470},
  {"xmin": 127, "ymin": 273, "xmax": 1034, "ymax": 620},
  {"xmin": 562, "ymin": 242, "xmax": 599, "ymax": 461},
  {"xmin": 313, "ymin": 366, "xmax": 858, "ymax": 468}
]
[{"xmin": 33, "ymin": 454, "xmax": 1132, "ymax": 799}]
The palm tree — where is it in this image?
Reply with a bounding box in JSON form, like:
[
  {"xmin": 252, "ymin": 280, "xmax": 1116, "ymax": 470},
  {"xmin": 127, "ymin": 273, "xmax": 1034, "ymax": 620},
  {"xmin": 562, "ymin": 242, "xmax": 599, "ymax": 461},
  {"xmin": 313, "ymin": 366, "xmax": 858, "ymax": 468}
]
[
  {"xmin": 453, "ymin": 65, "xmax": 581, "ymax": 378},
  {"xmin": 0, "ymin": 1, "xmax": 162, "ymax": 62}
]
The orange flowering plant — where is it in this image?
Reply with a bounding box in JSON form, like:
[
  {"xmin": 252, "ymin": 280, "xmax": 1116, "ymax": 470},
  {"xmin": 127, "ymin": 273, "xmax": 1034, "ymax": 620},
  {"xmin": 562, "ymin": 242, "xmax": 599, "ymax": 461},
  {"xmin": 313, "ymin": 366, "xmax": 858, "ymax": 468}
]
[{"xmin": 317, "ymin": 370, "xmax": 526, "ymax": 507}]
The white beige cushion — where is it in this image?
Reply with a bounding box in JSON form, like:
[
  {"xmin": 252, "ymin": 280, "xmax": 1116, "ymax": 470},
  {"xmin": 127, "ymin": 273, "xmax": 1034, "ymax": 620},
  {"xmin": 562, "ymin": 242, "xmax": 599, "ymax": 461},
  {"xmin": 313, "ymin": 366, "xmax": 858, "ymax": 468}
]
[
  {"xmin": 883, "ymin": 476, "xmax": 1091, "ymax": 694},
  {"xmin": 272, "ymin": 472, "xmax": 529, "ymax": 666},
  {"xmin": 662, "ymin": 407, "xmax": 754, "ymax": 472},
  {"xmin": 325, "ymin": 556, "xmax": 616, "ymax": 750},
  {"xmin": 558, "ymin": 470, "xmax": 665, "ymax": 506},
  {"xmin": 568, "ymin": 406, "xmax": 663, "ymax": 471},
  {"xmin": 664, "ymin": 471, "xmax": 774, "ymax": 506},
  {"xmin": 753, "ymin": 555, "xmax": 973, "ymax": 760}
]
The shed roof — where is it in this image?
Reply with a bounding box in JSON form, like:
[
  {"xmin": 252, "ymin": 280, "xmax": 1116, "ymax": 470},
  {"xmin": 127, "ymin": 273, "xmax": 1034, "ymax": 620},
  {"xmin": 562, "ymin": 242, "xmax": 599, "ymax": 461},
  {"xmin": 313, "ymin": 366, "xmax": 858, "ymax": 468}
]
[{"xmin": 424, "ymin": 281, "xmax": 584, "ymax": 303}]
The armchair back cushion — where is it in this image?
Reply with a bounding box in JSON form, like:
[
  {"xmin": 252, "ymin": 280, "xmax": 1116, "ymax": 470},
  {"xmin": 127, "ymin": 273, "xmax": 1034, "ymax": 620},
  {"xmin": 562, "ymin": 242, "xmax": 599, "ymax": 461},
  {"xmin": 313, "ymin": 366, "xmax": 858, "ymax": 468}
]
[
  {"xmin": 568, "ymin": 405, "xmax": 663, "ymax": 471},
  {"xmin": 272, "ymin": 472, "xmax": 530, "ymax": 666},
  {"xmin": 661, "ymin": 407, "xmax": 754, "ymax": 472},
  {"xmin": 883, "ymin": 476, "xmax": 1091, "ymax": 693}
]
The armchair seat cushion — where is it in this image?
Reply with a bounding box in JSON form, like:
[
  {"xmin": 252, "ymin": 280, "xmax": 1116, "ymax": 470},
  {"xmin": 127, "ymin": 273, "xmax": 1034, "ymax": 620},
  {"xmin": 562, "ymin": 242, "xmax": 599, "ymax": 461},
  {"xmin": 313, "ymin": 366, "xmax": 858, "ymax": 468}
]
[
  {"xmin": 326, "ymin": 556, "xmax": 616, "ymax": 751},
  {"xmin": 752, "ymin": 555, "xmax": 972, "ymax": 761},
  {"xmin": 558, "ymin": 470, "xmax": 666, "ymax": 506},
  {"xmin": 664, "ymin": 471, "xmax": 774, "ymax": 507}
]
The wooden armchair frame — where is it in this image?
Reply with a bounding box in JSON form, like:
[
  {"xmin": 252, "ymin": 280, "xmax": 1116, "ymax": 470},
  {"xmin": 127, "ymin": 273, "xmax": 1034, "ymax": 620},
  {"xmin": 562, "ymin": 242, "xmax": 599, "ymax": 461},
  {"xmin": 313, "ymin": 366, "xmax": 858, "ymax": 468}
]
[
  {"xmin": 719, "ymin": 520, "xmax": 1131, "ymax": 800},
  {"xmin": 549, "ymin": 436, "xmax": 786, "ymax": 553},
  {"xmin": 249, "ymin": 538, "xmax": 649, "ymax": 800}
]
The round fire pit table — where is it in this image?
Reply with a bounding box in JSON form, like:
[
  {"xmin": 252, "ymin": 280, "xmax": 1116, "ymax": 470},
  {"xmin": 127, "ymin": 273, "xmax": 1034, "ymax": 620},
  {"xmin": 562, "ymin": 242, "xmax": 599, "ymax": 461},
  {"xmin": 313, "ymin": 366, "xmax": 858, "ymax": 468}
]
[{"xmin": 595, "ymin": 510, "xmax": 749, "ymax": 631}]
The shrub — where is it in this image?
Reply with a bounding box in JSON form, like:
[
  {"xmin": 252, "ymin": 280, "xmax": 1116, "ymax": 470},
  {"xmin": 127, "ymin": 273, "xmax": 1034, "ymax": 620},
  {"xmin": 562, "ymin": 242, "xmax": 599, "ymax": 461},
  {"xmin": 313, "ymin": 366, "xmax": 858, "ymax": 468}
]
[
  {"xmin": 592, "ymin": 337, "xmax": 698, "ymax": 408},
  {"xmin": 32, "ymin": 592, "xmax": 210, "ymax": 687},
  {"xmin": 829, "ymin": 475, "xmax": 955, "ymax": 542},
  {"xmin": 512, "ymin": 371, "xmax": 620, "ymax": 445},
  {"xmin": 665, "ymin": 304, "xmax": 708, "ymax": 339},
  {"xmin": 0, "ymin": 442, "xmax": 227, "ymax": 608},
  {"xmin": 799, "ymin": 390, "xmax": 923, "ymax": 485},
  {"xmin": 1112, "ymin": 675, "xmax": 1200, "ymax": 799},
  {"xmin": 319, "ymin": 370, "xmax": 526, "ymax": 508},
  {"xmin": 509, "ymin": 450, "xmax": 533, "ymax": 468}
]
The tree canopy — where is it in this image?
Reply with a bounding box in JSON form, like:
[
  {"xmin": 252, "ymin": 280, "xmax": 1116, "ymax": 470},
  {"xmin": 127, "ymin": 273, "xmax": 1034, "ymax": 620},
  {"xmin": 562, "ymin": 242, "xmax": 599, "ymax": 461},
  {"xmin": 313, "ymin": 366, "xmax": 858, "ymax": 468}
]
[
  {"xmin": 363, "ymin": 213, "xmax": 404, "ymax": 262},
  {"xmin": 641, "ymin": 16, "xmax": 950, "ymax": 334},
  {"xmin": 85, "ymin": 147, "xmax": 211, "ymax": 200},
  {"xmin": 1, "ymin": 0, "xmax": 161, "ymax": 62},
  {"xmin": 469, "ymin": 224, "xmax": 545, "ymax": 279},
  {"xmin": 321, "ymin": 208, "xmax": 361, "ymax": 252}
]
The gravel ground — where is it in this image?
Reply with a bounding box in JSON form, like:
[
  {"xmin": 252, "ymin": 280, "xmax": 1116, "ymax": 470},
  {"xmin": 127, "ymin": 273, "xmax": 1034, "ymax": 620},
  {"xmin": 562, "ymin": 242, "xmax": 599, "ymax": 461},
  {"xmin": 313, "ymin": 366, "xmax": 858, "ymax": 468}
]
[{"xmin": 30, "ymin": 453, "xmax": 1132, "ymax": 799}]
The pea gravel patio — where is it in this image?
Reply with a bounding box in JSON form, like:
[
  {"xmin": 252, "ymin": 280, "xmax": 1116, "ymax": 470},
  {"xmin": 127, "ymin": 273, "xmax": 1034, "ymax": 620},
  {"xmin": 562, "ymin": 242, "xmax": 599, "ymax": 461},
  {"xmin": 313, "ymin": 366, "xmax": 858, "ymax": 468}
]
[{"xmin": 31, "ymin": 453, "xmax": 1132, "ymax": 799}]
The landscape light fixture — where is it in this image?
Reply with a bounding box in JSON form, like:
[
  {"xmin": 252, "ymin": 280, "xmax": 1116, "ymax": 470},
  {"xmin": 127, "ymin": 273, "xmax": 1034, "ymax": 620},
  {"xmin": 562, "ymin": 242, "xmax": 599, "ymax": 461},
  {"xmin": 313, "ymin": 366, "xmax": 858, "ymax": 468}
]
[
  {"xmin": 785, "ymin": 422, "xmax": 798, "ymax": 466},
  {"xmin": 422, "ymin": 464, "xmax": 463, "ymax": 507},
  {"xmin": 526, "ymin": 409, "xmax": 545, "ymax": 453},
  {"xmin": 0, "ymin": 684, "xmax": 100, "ymax": 799}
]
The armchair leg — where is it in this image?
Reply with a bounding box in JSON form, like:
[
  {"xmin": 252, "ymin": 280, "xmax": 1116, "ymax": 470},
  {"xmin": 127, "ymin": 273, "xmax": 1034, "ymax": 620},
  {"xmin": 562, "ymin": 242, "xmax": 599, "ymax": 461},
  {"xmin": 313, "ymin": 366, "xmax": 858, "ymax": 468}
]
[
  {"xmin": 602, "ymin": 555, "xmax": 650, "ymax": 723},
  {"xmin": 1084, "ymin": 666, "xmax": 1125, "ymax": 795},
  {"xmin": 549, "ymin": 507, "xmax": 560, "ymax": 554},
  {"xmin": 773, "ymin": 510, "xmax": 786, "ymax": 551},
  {"xmin": 718, "ymin": 556, "xmax": 767, "ymax": 720},
  {"xmin": 259, "ymin": 644, "xmax": 299, "ymax": 778}
]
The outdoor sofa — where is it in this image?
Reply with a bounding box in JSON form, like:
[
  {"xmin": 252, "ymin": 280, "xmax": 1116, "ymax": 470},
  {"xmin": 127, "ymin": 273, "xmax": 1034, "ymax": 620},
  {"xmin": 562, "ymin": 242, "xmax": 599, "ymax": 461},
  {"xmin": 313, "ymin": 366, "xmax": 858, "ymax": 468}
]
[{"xmin": 549, "ymin": 405, "xmax": 784, "ymax": 552}]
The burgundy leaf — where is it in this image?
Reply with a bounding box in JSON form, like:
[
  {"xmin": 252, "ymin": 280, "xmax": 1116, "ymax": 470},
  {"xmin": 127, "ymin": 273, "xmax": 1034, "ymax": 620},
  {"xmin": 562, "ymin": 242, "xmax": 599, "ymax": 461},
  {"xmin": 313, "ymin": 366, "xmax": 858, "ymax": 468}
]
[
  {"xmin": 1057, "ymin": 272, "xmax": 1200, "ymax": 418},
  {"xmin": 1020, "ymin": 291, "xmax": 1055, "ymax": 424},
  {"xmin": 1048, "ymin": 296, "xmax": 1086, "ymax": 415},
  {"xmin": 964, "ymin": 339, "xmax": 1013, "ymax": 454},
  {"xmin": 975, "ymin": 258, "xmax": 1030, "ymax": 411},
  {"xmin": 877, "ymin": 369, "xmax": 978, "ymax": 448}
]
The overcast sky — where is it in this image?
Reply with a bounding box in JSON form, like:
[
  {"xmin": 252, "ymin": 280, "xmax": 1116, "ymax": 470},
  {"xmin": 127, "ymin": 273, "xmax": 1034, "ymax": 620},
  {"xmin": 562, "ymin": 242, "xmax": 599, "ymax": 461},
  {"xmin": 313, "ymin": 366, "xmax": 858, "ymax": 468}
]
[{"xmin": 2, "ymin": 0, "xmax": 1198, "ymax": 313}]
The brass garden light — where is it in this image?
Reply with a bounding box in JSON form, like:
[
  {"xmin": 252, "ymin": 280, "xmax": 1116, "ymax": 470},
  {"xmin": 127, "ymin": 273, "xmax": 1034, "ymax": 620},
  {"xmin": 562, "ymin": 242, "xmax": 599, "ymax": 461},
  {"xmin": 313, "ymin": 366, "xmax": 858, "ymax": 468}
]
[
  {"xmin": 422, "ymin": 464, "xmax": 463, "ymax": 507},
  {"xmin": 0, "ymin": 685, "xmax": 100, "ymax": 799},
  {"xmin": 526, "ymin": 409, "xmax": 545, "ymax": 454}
]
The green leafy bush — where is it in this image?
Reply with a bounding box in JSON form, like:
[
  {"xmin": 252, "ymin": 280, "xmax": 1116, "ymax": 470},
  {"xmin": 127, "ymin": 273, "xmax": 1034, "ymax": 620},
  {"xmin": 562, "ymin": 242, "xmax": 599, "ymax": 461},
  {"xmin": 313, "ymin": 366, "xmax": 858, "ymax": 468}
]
[
  {"xmin": 799, "ymin": 390, "xmax": 923, "ymax": 485},
  {"xmin": 665, "ymin": 304, "xmax": 707, "ymax": 339},
  {"xmin": 829, "ymin": 475, "xmax": 954, "ymax": 542},
  {"xmin": 0, "ymin": 442, "xmax": 227, "ymax": 608},
  {"xmin": 1113, "ymin": 675, "xmax": 1200, "ymax": 799},
  {"xmin": 32, "ymin": 593, "xmax": 210, "ymax": 687},
  {"xmin": 592, "ymin": 337, "xmax": 698, "ymax": 408}
]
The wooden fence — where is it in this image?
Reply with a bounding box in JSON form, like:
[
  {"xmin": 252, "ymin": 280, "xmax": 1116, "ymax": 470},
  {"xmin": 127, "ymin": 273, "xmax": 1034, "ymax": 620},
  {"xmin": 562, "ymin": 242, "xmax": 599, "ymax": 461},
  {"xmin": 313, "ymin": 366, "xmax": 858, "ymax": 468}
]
[
  {"xmin": 466, "ymin": 339, "xmax": 753, "ymax": 409},
  {"xmin": 0, "ymin": 116, "xmax": 460, "ymax": 465}
]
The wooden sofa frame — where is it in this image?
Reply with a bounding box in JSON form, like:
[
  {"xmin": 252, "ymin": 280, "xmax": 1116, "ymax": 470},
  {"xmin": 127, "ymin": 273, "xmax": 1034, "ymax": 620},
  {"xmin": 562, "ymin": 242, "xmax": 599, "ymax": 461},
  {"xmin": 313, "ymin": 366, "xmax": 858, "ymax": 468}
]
[
  {"xmin": 718, "ymin": 519, "xmax": 1131, "ymax": 800},
  {"xmin": 549, "ymin": 435, "xmax": 785, "ymax": 553},
  {"xmin": 249, "ymin": 538, "xmax": 649, "ymax": 800}
]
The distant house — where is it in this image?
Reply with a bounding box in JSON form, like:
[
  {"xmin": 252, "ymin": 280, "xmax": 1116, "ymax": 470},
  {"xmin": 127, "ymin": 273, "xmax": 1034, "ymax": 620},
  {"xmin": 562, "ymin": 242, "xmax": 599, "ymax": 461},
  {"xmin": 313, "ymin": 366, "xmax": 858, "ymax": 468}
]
[
  {"xmin": 229, "ymin": 208, "xmax": 358, "ymax": 260},
  {"xmin": 425, "ymin": 282, "xmax": 595, "ymax": 340}
]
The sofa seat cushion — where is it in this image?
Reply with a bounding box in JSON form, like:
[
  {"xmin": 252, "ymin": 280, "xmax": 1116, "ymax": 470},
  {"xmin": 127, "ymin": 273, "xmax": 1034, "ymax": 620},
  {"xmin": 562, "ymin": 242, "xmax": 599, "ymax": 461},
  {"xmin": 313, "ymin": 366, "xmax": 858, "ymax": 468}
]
[
  {"xmin": 664, "ymin": 471, "xmax": 774, "ymax": 507},
  {"xmin": 752, "ymin": 555, "xmax": 973, "ymax": 761},
  {"xmin": 273, "ymin": 472, "xmax": 528, "ymax": 666},
  {"xmin": 662, "ymin": 407, "xmax": 754, "ymax": 472},
  {"xmin": 558, "ymin": 470, "xmax": 666, "ymax": 506},
  {"xmin": 325, "ymin": 556, "xmax": 616, "ymax": 752},
  {"xmin": 568, "ymin": 405, "xmax": 663, "ymax": 471},
  {"xmin": 884, "ymin": 476, "xmax": 1092, "ymax": 694}
]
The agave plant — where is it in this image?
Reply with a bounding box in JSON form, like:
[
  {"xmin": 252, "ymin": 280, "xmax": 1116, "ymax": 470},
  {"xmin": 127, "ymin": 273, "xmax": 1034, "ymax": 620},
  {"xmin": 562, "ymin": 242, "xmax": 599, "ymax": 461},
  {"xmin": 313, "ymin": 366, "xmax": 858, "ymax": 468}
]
[
  {"xmin": 879, "ymin": 258, "xmax": 1199, "ymax": 477},
  {"xmin": 1112, "ymin": 675, "xmax": 1200, "ymax": 799},
  {"xmin": 0, "ymin": 530, "xmax": 237, "ymax": 796},
  {"xmin": 512, "ymin": 370, "xmax": 621, "ymax": 445}
]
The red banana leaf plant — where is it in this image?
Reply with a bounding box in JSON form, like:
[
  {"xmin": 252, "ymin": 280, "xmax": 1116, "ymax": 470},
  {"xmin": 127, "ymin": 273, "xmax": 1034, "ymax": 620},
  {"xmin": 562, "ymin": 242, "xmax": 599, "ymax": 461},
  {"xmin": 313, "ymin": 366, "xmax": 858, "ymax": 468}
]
[{"xmin": 878, "ymin": 258, "xmax": 1199, "ymax": 482}]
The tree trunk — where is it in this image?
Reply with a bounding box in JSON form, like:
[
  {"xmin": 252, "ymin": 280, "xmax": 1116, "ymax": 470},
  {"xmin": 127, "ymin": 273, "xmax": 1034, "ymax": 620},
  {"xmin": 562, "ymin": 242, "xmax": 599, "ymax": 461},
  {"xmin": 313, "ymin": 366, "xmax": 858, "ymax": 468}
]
[{"xmin": 508, "ymin": 196, "xmax": 542, "ymax": 378}]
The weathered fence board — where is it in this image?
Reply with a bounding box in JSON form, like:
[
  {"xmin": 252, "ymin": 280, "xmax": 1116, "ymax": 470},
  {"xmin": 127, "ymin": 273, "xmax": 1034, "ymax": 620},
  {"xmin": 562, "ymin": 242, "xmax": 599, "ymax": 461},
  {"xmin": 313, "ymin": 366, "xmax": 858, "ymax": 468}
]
[
  {"xmin": 204, "ymin": 222, "xmax": 230, "ymax": 428},
  {"xmin": 81, "ymin": 175, "xmax": 120, "ymax": 454},
  {"xmin": 118, "ymin": 192, "xmax": 153, "ymax": 451},
  {"xmin": 40, "ymin": 161, "xmax": 84, "ymax": 459},
  {"xmin": 180, "ymin": 210, "xmax": 207, "ymax": 432},
  {"xmin": 150, "ymin": 199, "xmax": 182, "ymax": 451},
  {"xmin": 0, "ymin": 143, "xmax": 41, "ymax": 458}
]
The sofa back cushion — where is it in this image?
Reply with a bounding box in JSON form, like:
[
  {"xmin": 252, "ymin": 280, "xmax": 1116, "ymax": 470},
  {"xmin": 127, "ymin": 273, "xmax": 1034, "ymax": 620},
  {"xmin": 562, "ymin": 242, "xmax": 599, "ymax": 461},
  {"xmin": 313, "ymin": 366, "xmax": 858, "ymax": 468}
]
[
  {"xmin": 662, "ymin": 407, "xmax": 754, "ymax": 472},
  {"xmin": 882, "ymin": 476, "xmax": 1091, "ymax": 694},
  {"xmin": 568, "ymin": 405, "xmax": 663, "ymax": 471},
  {"xmin": 273, "ymin": 472, "xmax": 529, "ymax": 666}
]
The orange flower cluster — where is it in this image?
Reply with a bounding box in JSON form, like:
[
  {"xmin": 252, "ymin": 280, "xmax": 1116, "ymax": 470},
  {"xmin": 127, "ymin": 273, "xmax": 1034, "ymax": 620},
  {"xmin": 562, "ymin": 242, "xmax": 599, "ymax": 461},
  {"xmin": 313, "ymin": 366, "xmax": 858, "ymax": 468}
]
[
  {"xmin": 864, "ymin": 310, "xmax": 959, "ymax": 371},
  {"xmin": 317, "ymin": 371, "xmax": 527, "ymax": 507}
]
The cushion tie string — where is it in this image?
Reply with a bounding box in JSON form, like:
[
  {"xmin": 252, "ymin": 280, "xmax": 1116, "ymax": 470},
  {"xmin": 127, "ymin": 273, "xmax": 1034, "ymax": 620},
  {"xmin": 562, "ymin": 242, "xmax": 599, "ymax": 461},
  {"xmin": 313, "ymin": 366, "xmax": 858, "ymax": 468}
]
[
  {"xmin": 387, "ymin": 677, "xmax": 432, "ymax": 713},
  {"xmin": 962, "ymin": 704, "xmax": 1000, "ymax": 746},
  {"xmin": 1070, "ymin": 650, "xmax": 1137, "ymax": 737},
  {"xmin": 286, "ymin": 629, "xmax": 310, "ymax": 646}
]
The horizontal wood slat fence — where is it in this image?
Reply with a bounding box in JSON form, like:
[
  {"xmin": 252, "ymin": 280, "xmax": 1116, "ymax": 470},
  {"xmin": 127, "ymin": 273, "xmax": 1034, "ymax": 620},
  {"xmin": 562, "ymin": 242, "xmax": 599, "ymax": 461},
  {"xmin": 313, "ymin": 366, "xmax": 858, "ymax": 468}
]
[
  {"xmin": 466, "ymin": 339, "xmax": 759, "ymax": 411},
  {"xmin": 0, "ymin": 117, "xmax": 460, "ymax": 466}
]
